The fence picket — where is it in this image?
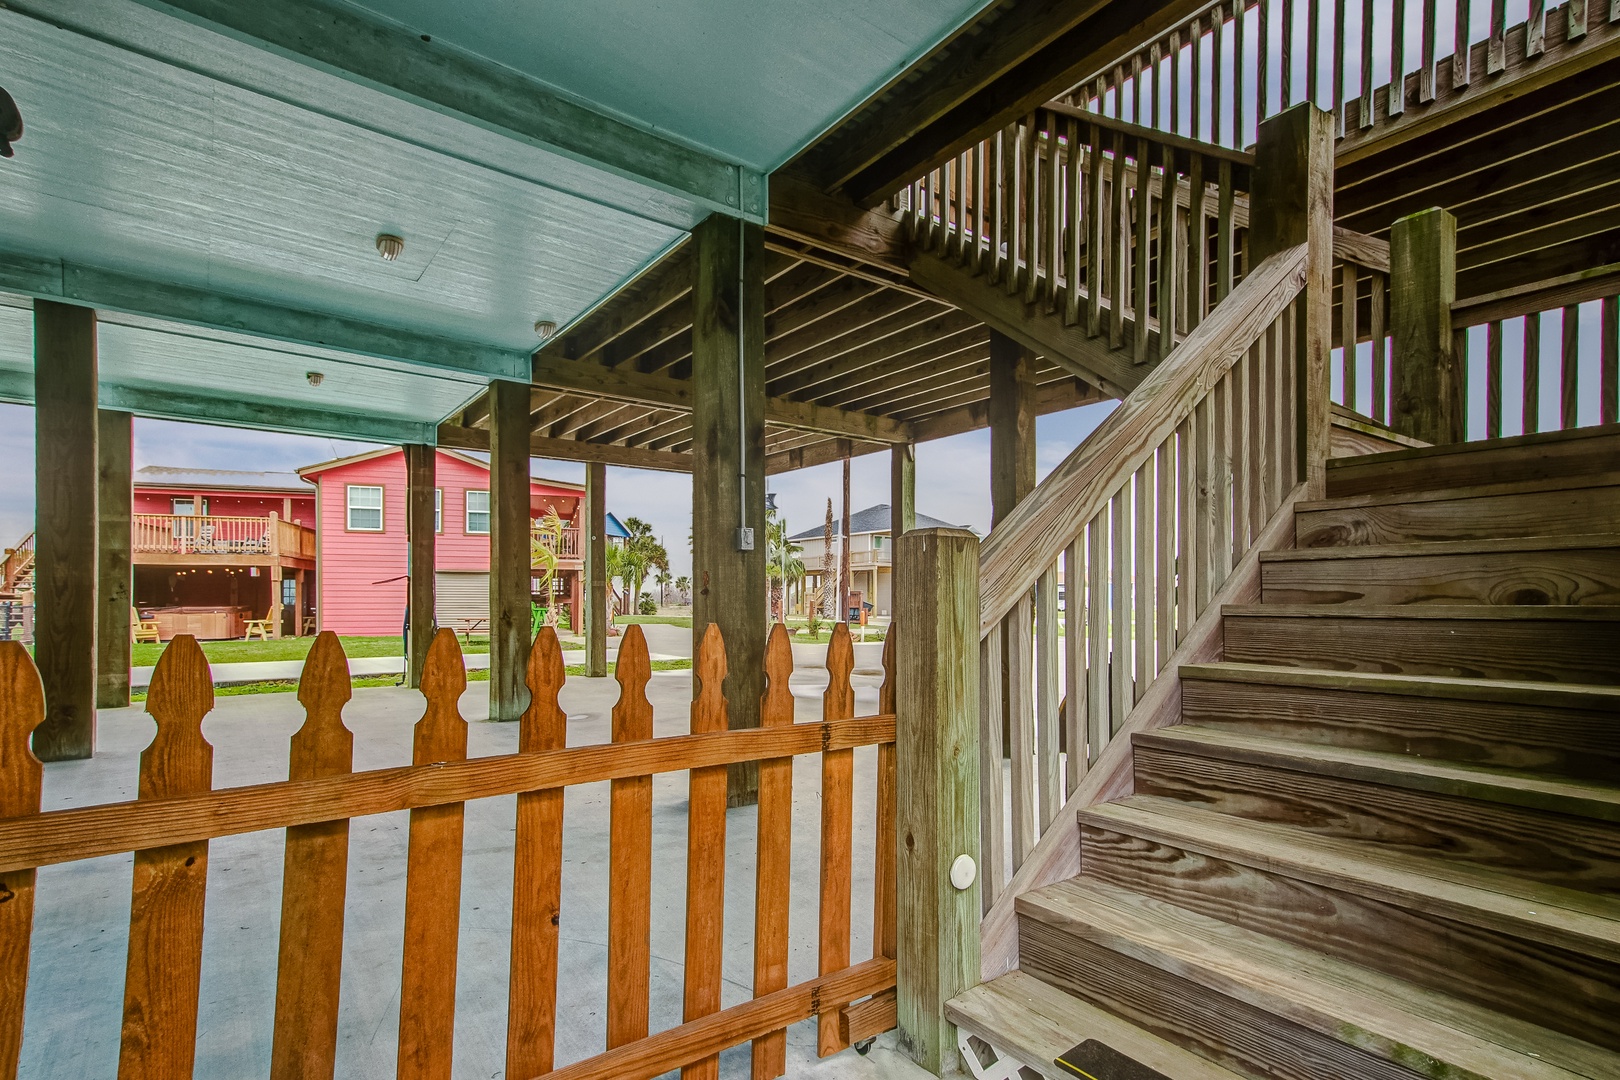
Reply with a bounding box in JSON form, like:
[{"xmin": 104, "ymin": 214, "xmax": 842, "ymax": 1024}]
[
  {"xmin": 608, "ymin": 626, "xmax": 655, "ymax": 1049},
  {"xmin": 397, "ymin": 629, "xmax": 469, "ymax": 1080},
  {"xmin": 682, "ymin": 626, "xmax": 730, "ymax": 1080},
  {"xmin": 271, "ymin": 632, "xmax": 354, "ymax": 1080},
  {"xmin": 0, "ymin": 644, "xmax": 42, "ymax": 1077},
  {"xmin": 874, "ymin": 631, "xmax": 897, "ymax": 962},
  {"xmin": 507, "ymin": 627, "xmax": 568, "ymax": 1078},
  {"xmin": 118, "ymin": 635, "xmax": 214, "ymax": 1080},
  {"xmin": 816, "ymin": 625, "xmax": 856, "ymax": 1056},
  {"xmin": 751, "ymin": 625, "xmax": 795, "ymax": 1080}
]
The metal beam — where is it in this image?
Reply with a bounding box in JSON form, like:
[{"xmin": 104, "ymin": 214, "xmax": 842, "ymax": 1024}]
[
  {"xmin": 12, "ymin": 0, "xmax": 762, "ymax": 228},
  {"xmin": 0, "ymin": 252, "xmax": 527, "ymax": 383}
]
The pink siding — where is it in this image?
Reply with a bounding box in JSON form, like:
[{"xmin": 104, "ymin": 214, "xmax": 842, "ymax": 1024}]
[
  {"xmin": 132, "ymin": 490, "xmax": 315, "ymax": 527},
  {"xmin": 306, "ymin": 449, "xmax": 582, "ymax": 635}
]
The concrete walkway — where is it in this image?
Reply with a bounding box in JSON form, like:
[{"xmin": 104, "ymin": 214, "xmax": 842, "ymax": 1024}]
[
  {"xmin": 129, "ymin": 623, "xmax": 695, "ymax": 688},
  {"xmin": 25, "ymin": 648, "xmax": 934, "ymax": 1079}
]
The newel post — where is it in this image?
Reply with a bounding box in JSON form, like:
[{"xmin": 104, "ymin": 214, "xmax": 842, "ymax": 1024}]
[
  {"xmin": 1390, "ymin": 207, "xmax": 1462, "ymax": 445},
  {"xmin": 894, "ymin": 527, "xmax": 981, "ymax": 1075},
  {"xmin": 1252, "ymin": 103, "xmax": 1334, "ymax": 498}
]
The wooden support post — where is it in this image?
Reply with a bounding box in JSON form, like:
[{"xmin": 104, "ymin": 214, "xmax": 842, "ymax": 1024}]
[
  {"xmin": 840, "ymin": 453, "xmax": 852, "ymax": 620},
  {"xmin": 97, "ymin": 409, "xmax": 132, "ymax": 710},
  {"xmin": 584, "ymin": 461, "xmax": 608, "ymax": 678},
  {"xmin": 891, "ymin": 442, "xmax": 916, "ymax": 537},
  {"xmin": 1251, "ymin": 104, "xmax": 1335, "ymax": 498},
  {"xmin": 489, "ymin": 379, "xmax": 532, "ymax": 722},
  {"xmin": 33, "ymin": 300, "xmax": 98, "ymax": 761},
  {"xmin": 894, "ymin": 528, "xmax": 981, "ymax": 1075},
  {"xmin": 405, "ymin": 444, "xmax": 436, "ymax": 689},
  {"xmin": 690, "ymin": 214, "xmax": 767, "ymax": 808},
  {"xmin": 988, "ymin": 331, "xmax": 1037, "ymax": 526},
  {"xmin": 1389, "ymin": 207, "xmax": 1462, "ymax": 447},
  {"xmin": 269, "ymin": 560, "xmax": 283, "ymax": 641}
]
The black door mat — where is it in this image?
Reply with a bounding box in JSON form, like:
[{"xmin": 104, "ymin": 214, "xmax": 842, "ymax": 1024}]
[{"xmin": 1055, "ymin": 1039, "xmax": 1172, "ymax": 1080}]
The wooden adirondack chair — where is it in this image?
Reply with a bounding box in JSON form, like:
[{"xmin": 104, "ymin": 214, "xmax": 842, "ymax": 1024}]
[
  {"xmin": 131, "ymin": 606, "xmax": 160, "ymax": 644},
  {"xmin": 243, "ymin": 608, "xmax": 275, "ymax": 640}
]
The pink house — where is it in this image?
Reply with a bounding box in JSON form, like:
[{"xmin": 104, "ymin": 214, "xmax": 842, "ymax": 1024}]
[{"xmin": 298, "ymin": 448, "xmax": 585, "ymax": 636}]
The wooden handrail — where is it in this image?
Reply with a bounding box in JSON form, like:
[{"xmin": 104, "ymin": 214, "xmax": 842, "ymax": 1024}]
[{"xmin": 977, "ymin": 243, "xmax": 1309, "ymax": 635}]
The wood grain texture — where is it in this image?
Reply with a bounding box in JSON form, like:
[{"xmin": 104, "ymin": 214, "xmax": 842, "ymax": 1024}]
[
  {"xmin": 873, "ymin": 631, "xmax": 897, "ymax": 963},
  {"xmin": 404, "ymin": 444, "xmax": 436, "ymax": 689},
  {"xmin": 816, "ymin": 624, "xmax": 855, "ymax": 1058},
  {"xmin": 608, "ymin": 625, "xmax": 654, "ymax": 1049},
  {"xmin": 397, "ymin": 629, "xmax": 469, "ymax": 1080},
  {"xmin": 1297, "ymin": 474, "xmax": 1620, "ymax": 547},
  {"xmin": 0, "ymin": 644, "xmax": 43, "ymax": 1077},
  {"xmin": 506, "ymin": 627, "xmax": 568, "ymax": 1078},
  {"xmin": 681, "ymin": 625, "xmax": 729, "ymax": 1080},
  {"xmin": 751, "ymin": 625, "xmax": 794, "ymax": 1080},
  {"xmin": 118, "ymin": 635, "xmax": 214, "ymax": 1080},
  {"xmin": 489, "ymin": 378, "xmax": 532, "ymax": 723},
  {"xmin": 96, "ymin": 409, "xmax": 133, "ymax": 710},
  {"xmin": 1324, "ymin": 421, "xmax": 1620, "ymax": 499},
  {"xmin": 270, "ymin": 633, "xmax": 354, "ymax": 1080},
  {"xmin": 1223, "ymin": 605, "xmax": 1620, "ymax": 684},
  {"xmin": 1259, "ymin": 536, "xmax": 1620, "ymax": 606}
]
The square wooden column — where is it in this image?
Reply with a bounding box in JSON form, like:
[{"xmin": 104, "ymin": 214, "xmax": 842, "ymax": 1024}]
[
  {"xmin": 33, "ymin": 300, "xmax": 99, "ymax": 761},
  {"xmin": 894, "ymin": 527, "xmax": 982, "ymax": 1074},
  {"xmin": 891, "ymin": 442, "xmax": 916, "ymax": 536},
  {"xmin": 404, "ymin": 443, "xmax": 436, "ymax": 689},
  {"xmin": 1252, "ymin": 103, "xmax": 1335, "ymax": 497},
  {"xmin": 584, "ymin": 461, "xmax": 608, "ymax": 677},
  {"xmin": 1390, "ymin": 207, "xmax": 1462, "ymax": 446},
  {"xmin": 988, "ymin": 331, "xmax": 1036, "ymax": 525},
  {"xmin": 690, "ymin": 213, "xmax": 767, "ymax": 807},
  {"xmin": 96, "ymin": 409, "xmax": 132, "ymax": 710},
  {"xmin": 489, "ymin": 379, "xmax": 532, "ymax": 721}
]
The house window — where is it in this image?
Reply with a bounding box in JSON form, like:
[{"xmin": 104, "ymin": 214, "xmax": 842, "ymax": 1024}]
[
  {"xmin": 873, "ymin": 534, "xmax": 883, "ymax": 549},
  {"xmin": 466, "ymin": 490, "xmax": 490, "ymax": 534},
  {"xmin": 435, "ymin": 489, "xmax": 443, "ymax": 533},
  {"xmin": 346, "ymin": 485, "xmax": 384, "ymax": 531}
]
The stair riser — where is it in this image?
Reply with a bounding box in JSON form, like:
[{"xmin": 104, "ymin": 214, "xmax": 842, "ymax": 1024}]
[
  {"xmin": 1260, "ymin": 547, "xmax": 1620, "ymax": 606},
  {"xmin": 1180, "ymin": 678, "xmax": 1620, "ymax": 780},
  {"xmin": 1131, "ymin": 746, "xmax": 1620, "ymax": 893},
  {"xmin": 1223, "ymin": 615, "xmax": 1620, "ymax": 684},
  {"xmin": 1297, "ymin": 484, "xmax": 1620, "ymax": 548},
  {"xmin": 1078, "ymin": 825, "xmax": 1620, "ymax": 1051},
  {"xmin": 1325, "ymin": 427, "xmax": 1620, "ymax": 499},
  {"xmin": 1017, "ymin": 921, "xmax": 1428, "ymax": 1080}
]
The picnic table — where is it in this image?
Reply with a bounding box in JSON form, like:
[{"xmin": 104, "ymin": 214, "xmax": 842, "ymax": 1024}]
[{"xmin": 444, "ymin": 616, "xmax": 487, "ymax": 642}]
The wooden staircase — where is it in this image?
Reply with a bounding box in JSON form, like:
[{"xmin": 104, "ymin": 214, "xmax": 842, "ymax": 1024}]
[{"xmin": 950, "ymin": 423, "xmax": 1620, "ymax": 1080}]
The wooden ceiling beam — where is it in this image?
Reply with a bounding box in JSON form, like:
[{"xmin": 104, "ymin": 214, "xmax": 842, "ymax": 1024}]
[
  {"xmin": 764, "ymin": 297, "xmax": 946, "ymax": 383},
  {"xmin": 439, "ymin": 424, "xmax": 693, "ymax": 473},
  {"xmin": 767, "ymin": 171, "xmax": 912, "ymax": 274},
  {"xmin": 771, "ymin": 319, "xmax": 986, "ymax": 401},
  {"xmin": 540, "ymin": 241, "xmax": 693, "ymax": 365}
]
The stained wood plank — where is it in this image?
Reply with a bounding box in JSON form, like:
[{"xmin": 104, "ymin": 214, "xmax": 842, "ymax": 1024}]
[
  {"xmin": 681, "ymin": 626, "xmax": 730, "ymax": 1080},
  {"xmin": 751, "ymin": 625, "xmax": 795, "ymax": 1080},
  {"xmin": 0, "ymin": 644, "xmax": 43, "ymax": 1077},
  {"xmin": 608, "ymin": 625, "xmax": 655, "ymax": 1049},
  {"xmin": 816, "ymin": 624, "xmax": 856, "ymax": 1057},
  {"xmin": 1325, "ymin": 421, "xmax": 1620, "ymax": 498},
  {"xmin": 397, "ymin": 630, "xmax": 469, "ymax": 1080},
  {"xmin": 118, "ymin": 636, "xmax": 214, "ymax": 1080},
  {"xmin": 506, "ymin": 627, "xmax": 568, "ymax": 1078},
  {"xmin": 270, "ymin": 633, "xmax": 354, "ymax": 1080},
  {"xmin": 873, "ymin": 632, "xmax": 897, "ymax": 962}
]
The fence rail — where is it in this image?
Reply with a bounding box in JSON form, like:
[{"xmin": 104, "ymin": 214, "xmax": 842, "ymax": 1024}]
[{"xmin": 0, "ymin": 622, "xmax": 896, "ymax": 1079}]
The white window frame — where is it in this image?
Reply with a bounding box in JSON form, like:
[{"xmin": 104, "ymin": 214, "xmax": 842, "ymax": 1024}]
[
  {"xmin": 346, "ymin": 484, "xmax": 384, "ymax": 532},
  {"xmin": 465, "ymin": 489, "xmax": 491, "ymax": 535},
  {"xmin": 435, "ymin": 488, "xmax": 443, "ymax": 534}
]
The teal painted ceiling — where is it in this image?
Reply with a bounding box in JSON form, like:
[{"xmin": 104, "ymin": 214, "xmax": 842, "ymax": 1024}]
[{"xmin": 341, "ymin": 0, "xmax": 998, "ymax": 172}]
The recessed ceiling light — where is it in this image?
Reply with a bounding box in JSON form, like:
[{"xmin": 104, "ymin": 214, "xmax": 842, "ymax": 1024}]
[
  {"xmin": 534, "ymin": 319, "xmax": 558, "ymax": 341},
  {"xmin": 375, "ymin": 234, "xmax": 404, "ymax": 261},
  {"xmin": 0, "ymin": 85, "xmax": 22, "ymax": 159},
  {"xmin": 306, "ymin": 371, "xmax": 325, "ymax": 386}
]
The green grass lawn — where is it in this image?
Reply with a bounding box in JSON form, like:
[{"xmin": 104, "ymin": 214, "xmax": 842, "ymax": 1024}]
[
  {"xmin": 615, "ymin": 614, "xmax": 693, "ymax": 628},
  {"xmin": 128, "ymin": 657, "xmax": 693, "ymax": 702},
  {"xmin": 130, "ymin": 634, "xmax": 491, "ymax": 667},
  {"xmin": 776, "ymin": 620, "xmax": 887, "ymax": 644}
]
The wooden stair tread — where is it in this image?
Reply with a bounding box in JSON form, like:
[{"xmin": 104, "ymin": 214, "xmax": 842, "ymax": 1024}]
[
  {"xmin": 1080, "ymin": 796, "xmax": 1620, "ymax": 962},
  {"xmin": 1325, "ymin": 423, "xmax": 1620, "ymax": 499},
  {"xmin": 1223, "ymin": 602, "xmax": 1620, "ymax": 620},
  {"xmin": 1297, "ymin": 470, "xmax": 1620, "ymax": 513},
  {"xmin": 1019, "ymin": 877, "xmax": 1620, "ymax": 1080},
  {"xmin": 1179, "ymin": 661, "xmax": 1620, "ymax": 710},
  {"xmin": 1259, "ymin": 532, "xmax": 1620, "ymax": 562},
  {"xmin": 1133, "ymin": 726, "xmax": 1620, "ymax": 823},
  {"xmin": 947, "ymin": 970, "xmax": 1250, "ymax": 1080}
]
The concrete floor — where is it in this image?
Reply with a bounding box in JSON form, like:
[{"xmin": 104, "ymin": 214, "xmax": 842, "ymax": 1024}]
[{"xmin": 20, "ymin": 620, "xmax": 936, "ymax": 1079}]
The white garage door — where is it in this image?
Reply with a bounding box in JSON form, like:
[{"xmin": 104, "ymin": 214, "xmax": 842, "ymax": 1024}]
[{"xmin": 434, "ymin": 571, "xmax": 489, "ymax": 625}]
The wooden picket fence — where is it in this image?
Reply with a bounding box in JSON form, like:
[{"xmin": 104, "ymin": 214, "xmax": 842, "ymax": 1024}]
[{"xmin": 0, "ymin": 622, "xmax": 897, "ymax": 1079}]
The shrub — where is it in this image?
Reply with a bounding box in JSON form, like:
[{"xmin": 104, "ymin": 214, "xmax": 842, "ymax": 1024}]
[{"xmin": 638, "ymin": 593, "xmax": 659, "ymax": 615}]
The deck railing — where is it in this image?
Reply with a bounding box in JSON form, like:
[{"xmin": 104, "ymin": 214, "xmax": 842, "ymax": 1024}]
[
  {"xmin": 0, "ymin": 533, "xmax": 32, "ymax": 595},
  {"xmin": 534, "ymin": 525, "xmax": 582, "ymax": 560},
  {"xmin": 1063, "ymin": 0, "xmax": 1619, "ymax": 150},
  {"xmin": 0, "ymin": 624, "xmax": 897, "ymax": 1079},
  {"xmin": 132, "ymin": 513, "xmax": 314, "ymax": 559}
]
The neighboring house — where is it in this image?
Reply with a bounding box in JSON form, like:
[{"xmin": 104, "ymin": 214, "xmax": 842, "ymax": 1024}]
[
  {"xmin": 791, "ymin": 504, "xmax": 961, "ymax": 617},
  {"xmin": 131, "ymin": 466, "xmax": 318, "ymax": 640},
  {"xmin": 297, "ymin": 447, "xmax": 590, "ymax": 635}
]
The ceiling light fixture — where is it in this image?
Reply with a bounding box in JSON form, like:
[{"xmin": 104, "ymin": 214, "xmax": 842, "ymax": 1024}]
[
  {"xmin": 534, "ymin": 319, "xmax": 558, "ymax": 341},
  {"xmin": 306, "ymin": 371, "xmax": 325, "ymax": 386},
  {"xmin": 0, "ymin": 85, "xmax": 22, "ymax": 158},
  {"xmin": 375, "ymin": 233, "xmax": 405, "ymax": 262}
]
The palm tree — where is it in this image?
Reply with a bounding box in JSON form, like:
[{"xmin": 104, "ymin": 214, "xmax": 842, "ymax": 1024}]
[
  {"xmin": 675, "ymin": 575, "xmax": 691, "ymax": 604},
  {"xmin": 621, "ymin": 517, "xmax": 668, "ymax": 612},
  {"xmin": 765, "ymin": 509, "xmax": 804, "ymax": 622}
]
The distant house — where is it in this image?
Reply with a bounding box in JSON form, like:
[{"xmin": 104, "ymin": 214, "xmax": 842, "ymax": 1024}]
[
  {"xmin": 297, "ymin": 447, "xmax": 589, "ymax": 635},
  {"xmin": 131, "ymin": 466, "xmax": 318, "ymax": 640},
  {"xmin": 791, "ymin": 503, "xmax": 961, "ymax": 617}
]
